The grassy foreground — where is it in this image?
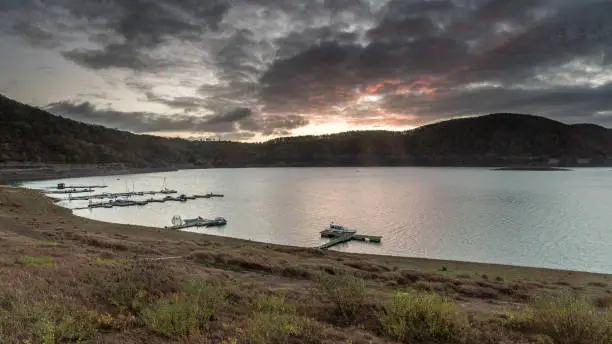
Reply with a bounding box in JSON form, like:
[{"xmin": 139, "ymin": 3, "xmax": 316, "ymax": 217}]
[{"xmin": 0, "ymin": 187, "xmax": 610, "ymax": 344}]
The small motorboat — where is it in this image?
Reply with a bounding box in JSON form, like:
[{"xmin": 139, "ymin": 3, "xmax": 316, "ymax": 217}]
[
  {"xmin": 327, "ymin": 221, "xmax": 357, "ymax": 233},
  {"xmin": 206, "ymin": 217, "xmax": 227, "ymax": 227}
]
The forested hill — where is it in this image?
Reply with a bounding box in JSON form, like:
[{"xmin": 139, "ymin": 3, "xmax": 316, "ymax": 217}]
[{"xmin": 2, "ymin": 93, "xmax": 612, "ymax": 167}]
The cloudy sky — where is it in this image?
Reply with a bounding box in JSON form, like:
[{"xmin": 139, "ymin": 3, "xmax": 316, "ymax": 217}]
[{"xmin": 1, "ymin": 0, "xmax": 611, "ymax": 141}]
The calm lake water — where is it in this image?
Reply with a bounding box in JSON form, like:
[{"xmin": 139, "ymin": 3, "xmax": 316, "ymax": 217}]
[{"xmin": 24, "ymin": 167, "xmax": 612, "ymax": 274}]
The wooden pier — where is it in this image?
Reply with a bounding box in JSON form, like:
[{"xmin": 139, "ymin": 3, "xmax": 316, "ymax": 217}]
[{"xmin": 317, "ymin": 229, "xmax": 382, "ymax": 249}]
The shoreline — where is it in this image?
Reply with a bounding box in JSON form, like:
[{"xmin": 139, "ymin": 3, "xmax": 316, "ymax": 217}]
[
  {"xmin": 12, "ymin": 168, "xmax": 610, "ymax": 275},
  {"xmin": 3, "ymin": 162, "xmax": 601, "ymax": 185},
  {"xmin": 0, "ymin": 163, "xmax": 205, "ymax": 185},
  {"xmin": 12, "ymin": 186, "xmax": 612, "ymax": 277}
]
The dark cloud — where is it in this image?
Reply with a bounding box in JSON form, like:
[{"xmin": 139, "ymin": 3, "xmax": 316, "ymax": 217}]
[
  {"xmin": 62, "ymin": 44, "xmax": 163, "ymax": 71},
  {"xmin": 45, "ymin": 100, "xmax": 305, "ymax": 137},
  {"xmin": 205, "ymin": 107, "xmax": 252, "ymax": 124},
  {"xmin": 10, "ymin": 22, "xmax": 59, "ymax": 49},
  {"xmin": 367, "ymin": 17, "xmax": 439, "ymax": 41}
]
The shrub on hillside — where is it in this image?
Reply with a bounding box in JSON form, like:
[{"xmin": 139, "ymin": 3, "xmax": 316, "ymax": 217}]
[
  {"xmin": 140, "ymin": 279, "xmax": 228, "ymax": 339},
  {"xmin": 315, "ymin": 272, "xmax": 367, "ymax": 321},
  {"xmin": 379, "ymin": 290, "xmax": 468, "ymax": 343},
  {"xmin": 505, "ymin": 294, "xmax": 612, "ymax": 344}
]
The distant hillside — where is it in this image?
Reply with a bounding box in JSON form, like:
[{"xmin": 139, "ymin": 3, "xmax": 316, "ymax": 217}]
[{"xmin": 2, "ymin": 93, "xmax": 612, "ymax": 168}]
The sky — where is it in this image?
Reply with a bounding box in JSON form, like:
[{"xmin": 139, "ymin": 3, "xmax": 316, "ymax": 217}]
[{"xmin": 1, "ymin": 0, "xmax": 612, "ymax": 141}]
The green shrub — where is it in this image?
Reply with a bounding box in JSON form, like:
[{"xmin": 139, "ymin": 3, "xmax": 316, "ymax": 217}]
[
  {"xmin": 508, "ymin": 294, "xmax": 612, "ymax": 344},
  {"xmin": 245, "ymin": 292, "xmax": 320, "ymax": 344},
  {"xmin": 140, "ymin": 279, "xmax": 228, "ymax": 338},
  {"xmin": 253, "ymin": 294, "xmax": 296, "ymax": 314},
  {"xmin": 0, "ymin": 297, "xmax": 96, "ymax": 344},
  {"xmin": 315, "ymin": 273, "xmax": 367, "ymax": 320},
  {"xmin": 17, "ymin": 255, "xmax": 53, "ymax": 267},
  {"xmin": 246, "ymin": 312, "xmax": 304, "ymax": 344},
  {"xmin": 379, "ymin": 290, "xmax": 468, "ymax": 343}
]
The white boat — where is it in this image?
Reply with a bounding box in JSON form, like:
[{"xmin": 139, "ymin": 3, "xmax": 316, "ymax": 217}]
[{"xmin": 327, "ymin": 221, "xmax": 357, "ymax": 233}]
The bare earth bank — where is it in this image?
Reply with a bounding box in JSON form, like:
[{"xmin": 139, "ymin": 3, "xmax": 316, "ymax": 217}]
[{"xmin": 0, "ymin": 187, "xmax": 610, "ymax": 344}]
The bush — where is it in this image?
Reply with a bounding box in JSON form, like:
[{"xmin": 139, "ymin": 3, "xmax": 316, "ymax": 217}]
[
  {"xmin": 379, "ymin": 290, "xmax": 468, "ymax": 343},
  {"xmin": 253, "ymin": 294, "xmax": 296, "ymax": 314},
  {"xmin": 246, "ymin": 293, "xmax": 319, "ymax": 344},
  {"xmin": 140, "ymin": 279, "xmax": 228, "ymax": 338},
  {"xmin": 506, "ymin": 294, "xmax": 612, "ymax": 344},
  {"xmin": 315, "ymin": 273, "xmax": 367, "ymax": 320},
  {"xmin": 246, "ymin": 312, "xmax": 304, "ymax": 344}
]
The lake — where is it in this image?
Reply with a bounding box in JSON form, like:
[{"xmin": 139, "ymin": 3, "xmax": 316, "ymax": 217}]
[{"xmin": 24, "ymin": 167, "xmax": 612, "ymax": 274}]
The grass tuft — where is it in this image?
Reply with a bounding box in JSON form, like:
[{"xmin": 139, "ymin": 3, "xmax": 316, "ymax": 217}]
[
  {"xmin": 379, "ymin": 290, "xmax": 468, "ymax": 343},
  {"xmin": 17, "ymin": 255, "xmax": 53, "ymax": 267}
]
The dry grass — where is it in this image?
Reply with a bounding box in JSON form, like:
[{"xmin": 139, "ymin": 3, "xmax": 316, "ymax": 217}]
[{"xmin": 379, "ymin": 290, "xmax": 469, "ymax": 343}]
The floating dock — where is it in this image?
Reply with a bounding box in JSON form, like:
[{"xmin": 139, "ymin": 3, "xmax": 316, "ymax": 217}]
[
  {"xmin": 64, "ymin": 189, "xmax": 179, "ymax": 201},
  {"xmin": 318, "ymin": 229, "xmax": 382, "ymax": 249},
  {"xmin": 58, "ymin": 184, "xmax": 107, "ymax": 189},
  {"xmin": 45, "ymin": 188, "xmax": 94, "ymax": 195},
  {"xmin": 74, "ymin": 193, "xmax": 224, "ymax": 209},
  {"xmin": 165, "ymin": 216, "xmax": 227, "ymax": 230}
]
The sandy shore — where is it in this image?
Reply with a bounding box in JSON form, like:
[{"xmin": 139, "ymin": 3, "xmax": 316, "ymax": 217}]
[{"xmin": 0, "ymin": 187, "xmax": 610, "ymax": 343}]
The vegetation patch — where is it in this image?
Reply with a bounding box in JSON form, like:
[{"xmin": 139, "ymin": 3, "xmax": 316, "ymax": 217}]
[
  {"xmin": 140, "ymin": 279, "xmax": 229, "ymax": 338},
  {"xmin": 87, "ymin": 260, "xmax": 180, "ymax": 312},
  {"xmin": 95, "ymin": 257, "xmax": 131, "ymax": 264},
  {"xmin": 379, "ymin": 290, "xmax": 468, "ymax": 343},
  {"xmin": 0, "ymin": 296, "xmax": 96, "ymax": 344},
  {"xmin": 315, "ymin": 272, "xmax": 367, "ymax": 321},
  {"xmin": 245, "ymin": 293, "xmax": 319, "ymax": 344},
  {"xmin": 504, "ymin": 294, "xmax": 612, "ymax": 344},
  {"xmin": 17, "ymin": 255, "xmax": 53, "ymax": 267}
]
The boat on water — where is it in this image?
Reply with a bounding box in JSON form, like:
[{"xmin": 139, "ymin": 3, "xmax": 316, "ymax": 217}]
[
  {"xmin": 326, "ymin": 221, "xmax": 357, "ymax": 234},
  {"xmin": 206, "ymin": 217, "xmax": 227, "ymax": 227},
  {"xmin": 160, "ymin": 177, "xmax": 177, "ymax": 194}
]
